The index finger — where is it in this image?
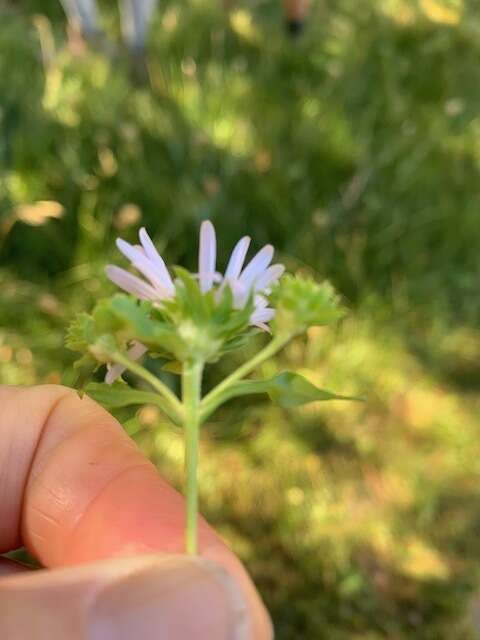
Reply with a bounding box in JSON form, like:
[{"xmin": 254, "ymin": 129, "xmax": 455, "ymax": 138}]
[{"xmin": 0, "ymin": 384, "xmax": 271, "ymax": 638}]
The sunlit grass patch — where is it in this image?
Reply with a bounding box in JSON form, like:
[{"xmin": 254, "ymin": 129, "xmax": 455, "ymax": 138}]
[{"xmin": 420, "ymin": 0, "xmax": 463, "ymax": 25}]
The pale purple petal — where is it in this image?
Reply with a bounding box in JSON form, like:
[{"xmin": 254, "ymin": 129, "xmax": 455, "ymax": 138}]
[
  {"xmin": 116, "ymin": 239, "xmax": 173, "ymax": 298},
  {"xmin": 250, "ymin": 306, "xmax": 275, "ymax": 333},
  {"xmin": 213, "ymin": 275, "xmax": 233, "ymax": 303},
  {"xmin": 198, "ymin": 220, "xmax": 217, "ymax": 293},
  {"xmin": 254, "ymin": 294, "xmax": 269, "ymax": 310},
  {"xmin": 193, "ymin": 271, "xmax": 222, "ymax": 284},
  {"xmin": 254, "ymin": 264, "xmax": 285, "ymax": 292},
  {"xmin": 224, "ymin": 236, "xmax": 251, "ymax": 280},
  {"xmin": 138, "ymin": 228, "xmax": 175, "ymax": 294},
  {"xmin": 105, "ymin": 341, "xmax": 148, "ymax": 384},
  {"xmin": 105, "ymin": 265, "xmax": 158, "ymax": 300},
  {"xmin": 238, "ymin": 244, "xmax": 274, "ymax": 290},
  {"xmin": 229, "ymin": 279, "xmax": 248, "ymax": 308},
  {"xmin": 250, "ymin": 307, "xmax": 275, "ymax": 324},
  {"xmin": 127, "ymin": 340, "xmax": 148, "ymax": 360},
  {"xmin": 252, "ymin": 322, "xmax": 271, "ymax": 333},
  {"xmin": 105, "ymin": 364, "xmax": 125, "ymax": 385}
]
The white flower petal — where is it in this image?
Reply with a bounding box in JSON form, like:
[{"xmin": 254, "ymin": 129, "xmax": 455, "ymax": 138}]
[
  {"xmin": 224, "ymin": 236, "xmax": 251, "ymax": 280},
  {"xmin": 252, "ymin": 321, "xmax": 271, "ymax": 333},
  {"xmin": 250, "ymin": 307, "xmax": 275, "ymax": 324},
  {"xmin": 254, "ymin": 294, "xmax": 269, "ymax": 310},
  {"xmin": 105, "ymin": 341, "xmax": 148, "ymax": 384},
  {"xmin": 116, "ymin": 238, "xmax": 172, "ymax": 298},
  {"xmin": 250, "ymin": 306, "xmax": 275, "ymax": 332},
  {"xmin": 109, "ymin": 224, "xmax": 280, "ymax": 334},
  {"xmin": 138, "ymin": 228, "xmax": 175, "ymax": 294},
  {"xmin": 198, "ymin": 220, "xmax": 217, "ymax": 293},
  {"xmin": 250, "ymin": 305, "xmax": 275, "ymax": 332},
  {"xmin": 229, "ymin": 279, "xmax": 249, "ymax": 308},
  {"xmin": 105, "ymin": 265, "xmax": 159, "ymax": 300},
  {"xmin": 105, "ymin": 364, "xmax": 124, "ymax": 385},
  {"xmin": 128, "ymin": 340, "xmax": 149, "ymax": 360},
  {"xmin": 254, "ymin": 264, "xmax": 285, "ymax": 292},
  {"xmin": 239, "ymin": 244, "xmax": 274, "ymax": 290}
]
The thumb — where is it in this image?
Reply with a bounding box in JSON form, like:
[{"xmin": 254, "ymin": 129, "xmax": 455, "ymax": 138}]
[{"xmin": 0, "ymin": 554, "xmax": 253, "ymax": 640}]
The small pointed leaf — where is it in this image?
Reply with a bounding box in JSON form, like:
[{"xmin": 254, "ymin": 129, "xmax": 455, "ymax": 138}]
[
  {"xmin": 202, "ymin": 371, "xmax": 361, "ymax": 420},
  {"xmin": 85, "ymin": 382, "xmax": 181, "ymax": 424},
  {"xmin": 264, "ymin": 372, "xmax": 362, "ymax": 407}
]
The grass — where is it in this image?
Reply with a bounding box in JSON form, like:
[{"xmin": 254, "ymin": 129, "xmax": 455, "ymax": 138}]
[{"xmin": 1, "ymin": 1, "xmax": 480, "ymax": 637}]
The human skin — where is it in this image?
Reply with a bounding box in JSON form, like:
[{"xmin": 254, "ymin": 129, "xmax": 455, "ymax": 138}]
[{"xmin": 0, "ymin": 384, "xmax": 273, "ymax": 639}]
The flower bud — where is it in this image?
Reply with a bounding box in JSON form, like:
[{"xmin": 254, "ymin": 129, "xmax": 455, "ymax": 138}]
[{"xmin": 271, "ymin": 275, "xmax": 344, "ymax": 334}]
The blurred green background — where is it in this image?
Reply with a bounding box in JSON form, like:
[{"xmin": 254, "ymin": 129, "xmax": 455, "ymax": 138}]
[{"xmin": 1, "ymin": 0, "xmax": 480, "ymax": 637}]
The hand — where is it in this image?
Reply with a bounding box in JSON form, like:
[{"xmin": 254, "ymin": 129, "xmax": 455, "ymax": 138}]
[{"xmin": 0, "ymin": 385, "xmax": 273, "ymax": 639}]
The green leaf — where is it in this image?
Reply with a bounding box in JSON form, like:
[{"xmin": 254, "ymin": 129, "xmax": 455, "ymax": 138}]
[
  {"xmin": 220, "ymin": 330, "xmax": 260, "ymax": 355},
  {"xmin": 263, "ymin": 372, "xmax": 362, "ymax": 407},
  {"xmin": 108, "ymin": 295, "xmax": 182, "ymax": 355},
  {"xmin": 85, "ymin": 382, "xmax": 181, "ymax": 424},
  {"xmin": 161, "ymin": 360, "xmax": 183, "ymax": 374},
  {"xmin": 109, "ymin": 295, "xmax": 157, "ymax": 337},
  {"xmin": 65, "ymin": 313, "xmax": 96, "ymax": 352},
  {"xmin": 173, "ymin": 267, "xmax": 210, "ymax": 323},
  {"xmin": 85, "ymin": 382, "xmax": 162, "ymax": 408},
  {"xmin": 201, "ymin": 371, "xmax": 361, "ymax": 419}
]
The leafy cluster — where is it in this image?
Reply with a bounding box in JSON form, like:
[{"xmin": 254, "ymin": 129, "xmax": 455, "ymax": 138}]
[
  {"xmin": 66, "ymin": 270, "xmax": 256, "ymax": 375},
  {"xmin": 271, "ymin": 275, "xmax": 345, "ymax": 334}
]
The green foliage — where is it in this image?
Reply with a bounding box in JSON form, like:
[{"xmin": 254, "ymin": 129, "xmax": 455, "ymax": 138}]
[
  {"xmin": 272, "ymin": 275, "xmax": 345, "ymax": 334},
  {"xmin": 107, "ymin": 296, "xmax": 180, "ymax": 356},
  {"xmin": 168, "ymin": 268, "xmax": 254, "ymax": 360},
  {"xmin": 2, "ymin": 1, "xmax": 480, "ymax": 638},
  {"xmin": 202, "ymin": 370, "xmax": 360, "ymax": 420},
  {"xmin": 65, "ymin": 313, "xmax": 96, "ymax": 353},
  {"xmin": 85, "ymin": 382, "xmax": 164, "ymax": 409},
  {"xmin": 66, "ymin": 278, "xmax": 256, "ymax": 368},
  {"xmin": 85, "ymin": 381, "xmax": 177, "ymax": 418},
  {"xmin": 229, "ymin": 371, "xmax": 361, "ymax": 407},
  {"xmin": 2, "ymin": 1, "xmax": 480, "ymax": 326},
  {"xmin": 66, "ymin": 300, "xmax": 123, "ymax": 365}
]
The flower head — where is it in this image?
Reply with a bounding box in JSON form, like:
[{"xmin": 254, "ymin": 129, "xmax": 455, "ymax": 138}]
[
  {"xmin": 106, "ymin": 221, "xmax": 284, "ymax": 332},
  {"xmin": 271, "ymin": 274, "xmax": 345, "ymax": 334},
  {"xmin": 101, "ymin": 221, "xmax": 284, "ymax": 382}
]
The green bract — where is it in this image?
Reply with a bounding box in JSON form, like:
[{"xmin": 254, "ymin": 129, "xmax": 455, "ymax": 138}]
[
  {"xmin": 271, "ymin": 274, "xmax": 345, "ymax": 334},
  {"xmin": 67, "ymin": 271, "xmax": 255, "ymax": 370}
]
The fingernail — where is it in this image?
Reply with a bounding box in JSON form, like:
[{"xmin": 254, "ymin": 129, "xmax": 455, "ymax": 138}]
[{"xmin": 89, "ymin": 555, "xmax": 250, "ymax": 640}]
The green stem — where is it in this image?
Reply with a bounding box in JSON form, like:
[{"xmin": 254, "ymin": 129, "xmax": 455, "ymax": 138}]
[
  {"xmin": 182, "ymin": 359, "xmax": 204, "ymax": 555},
  {"xmin": 111, "ymin": 351, "xmax": 183, "ymax": 422},
  {"xmin": 200, "ymin": 332, "xmax": 293, "ymax": 421}
]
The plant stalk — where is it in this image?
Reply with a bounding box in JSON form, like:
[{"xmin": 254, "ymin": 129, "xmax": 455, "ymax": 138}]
[
  {"xmin": 182, "ymin": 359, "xmax": 204, "ymax": 555},
  {"xmin": 200, "ymin": 332, "xmax": 293, "ymax": 419},
  {"xmin": 111, "ymin": 350, "xmax": 183, "ymax": 422}
]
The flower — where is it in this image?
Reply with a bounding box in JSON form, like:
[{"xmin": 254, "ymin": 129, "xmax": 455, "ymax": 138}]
[
  {"xmin": 270, "ymin": 274, "xmax": 345, "ymax": 333},
  {"xmin": 104, "ymin": 340, "xmax": 148, "ymax": 384},
  {"xmin": 106, "ymin": 227, "xmax": 175, "ymax": 301},
  {"xmin": 106, "ymin": 221, "xmax": 284, "ymax": 330},
  {"xmin": 104, "ymin": 221, "xmax": 284, "ymax": 382}
]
